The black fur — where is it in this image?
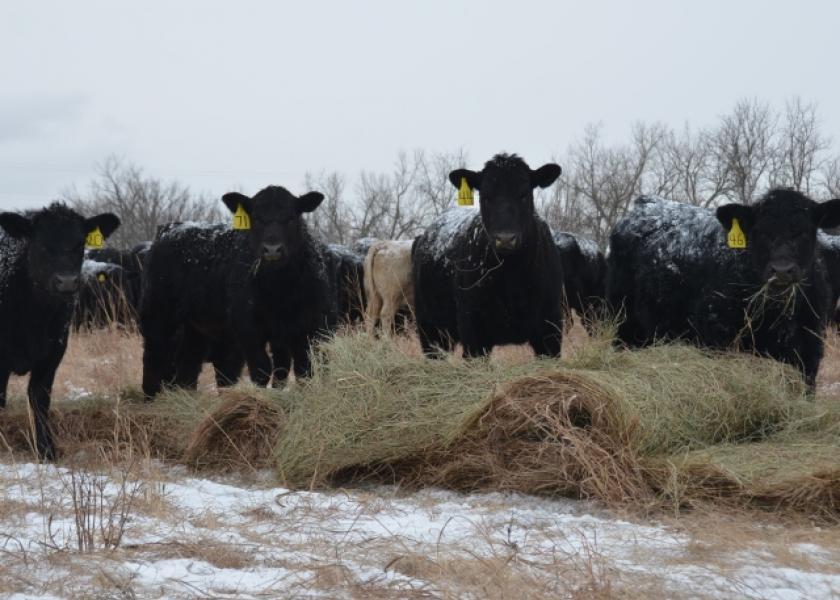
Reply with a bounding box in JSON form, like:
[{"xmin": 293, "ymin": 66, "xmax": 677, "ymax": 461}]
[
  {"xmin": 326, "ymin": 243, "xmax": 366, "ymax": 324},
  {"xmin": 140, "ymin": 186, "xmax": 336, "ymax": 398},
  {"xmin": 74, "ymin": 261, "xmax": 132, "ymax": 330},
  {"xmin": 552, "ymin": 231, "xmax": 606, "ymax": 332},
  {"xmin": 412, "ymin": 153, "xmax": 564, "ymax": 357},
  {"xmin": 818, "ymin": 231, "xmax": 840, "ymax": 326},
  {"xmin": 0, "ymin": 203, "xmax": 119, "ymax": 458},
  {"xmin": 607, "ymin": 190, "xmax": 840, "ymax": 387}
]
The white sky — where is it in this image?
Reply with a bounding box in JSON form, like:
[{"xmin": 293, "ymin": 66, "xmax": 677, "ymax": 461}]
[{"xmin": 1, "ymin": 0, "xmax": 838, "ymax": 209}]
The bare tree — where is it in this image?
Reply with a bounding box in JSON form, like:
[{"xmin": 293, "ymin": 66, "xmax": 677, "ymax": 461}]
[
  {"xmin": 712, "ymin": 98, "xmax": 779, "ymax": 204},
  {"xmin": 413, "ymin": 148, "xmax": 468, "ymax": 218},
  {"xmin": 560, "ymin": 122, "xmax": 669, "ymax": 245},
  {"xmin": 63, "ymin": 156, "xmax": 222, "ymax": 248},
  {"xmin": 303, "ymin": 170, "xmax": 351, "ymax": 244},
  {"xmin": 773, "ymin": 97, "xmax": 829, "ymax": 194},
  {"xmin": 662, "ymin": 124, "xmax": 730, "ymax": 207}
]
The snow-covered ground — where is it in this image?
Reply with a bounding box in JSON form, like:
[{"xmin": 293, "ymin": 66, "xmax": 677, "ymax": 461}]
[{"xmin": 0, "ymin": 461, "xmax": 838, "ymax": 599}]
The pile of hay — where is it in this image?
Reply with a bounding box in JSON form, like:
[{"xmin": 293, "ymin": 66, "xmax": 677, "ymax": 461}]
[
  {"xmin": 1, "ymin": 329, "xmax": 836, "ymax": 516},
  {"xmin": 184, "ymin": 391, "xmax": 287, "ymax": 471},
  {"xmin": 275, "ymin": 333, "xmax": 830, "ymax": 514},
  {"xmin": 0, "ymin": 388, "xmax": 287, "ymax": 471}
]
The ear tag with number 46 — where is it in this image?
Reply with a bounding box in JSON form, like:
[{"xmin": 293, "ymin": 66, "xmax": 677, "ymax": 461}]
[
  {"xmin": 85, "ymin": 227, "xmax": 104, "ymax": 249},
  {"xmin": 233, "ymin": 204, "xmax": 251, "ymax": 230},
  {"xmin": 457, "ymin": 177, "xmax": 474, "ymax": 206},
  {"xmin": 727, "ymin": 218, "xmax": 747, "ymax": 249}
]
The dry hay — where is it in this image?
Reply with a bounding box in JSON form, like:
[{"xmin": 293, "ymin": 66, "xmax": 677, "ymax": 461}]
[
  {"xmin": 0, "ymin": 390, "xmax": 224, "ymax": 463},
  {"xmin": 275, "ymin": 332, "xmax": 834, "ymax": 516},
  {"xmin": 183, "ymin": 390, "xmax": 287, "ymax": 472},
  {"xmin": 0, "ymin": 327, "xmax": 837, "ymax": 518}
]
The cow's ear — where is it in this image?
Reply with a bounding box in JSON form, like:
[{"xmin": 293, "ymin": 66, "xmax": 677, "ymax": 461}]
[
  {"xmin": 85, "ymin": 213, "xmax": 121, "ymax": 239},
  {"xmin": 296, "ymin": 192, "xmax": 324, "ymax": 214},
  {"xmin": 530, "ymin": 163, "xmax": 562, "ymax": 189},
  {"xmin": 222, "ymin": 192, "xmax": 252, "ymax": 215},
  {"xmin": 0, "ymin": 213, "xmax": 33, "ymax": 239},
  {"xmin": 814, "ymin": 199, "xmax": 840, "ymax": 229},
  {"xmin": 449, "ymin": 168, "xmax": 483, "ymax": 191},
  {"xmin": 716, "ymin": 203, "xmax": 755, "ymax": 233}
]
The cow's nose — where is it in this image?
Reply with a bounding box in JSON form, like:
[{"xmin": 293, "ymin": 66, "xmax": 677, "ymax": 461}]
[
  {"xmin": 52, "ymin": 274, "xmax": 80, "ymax": 293},
  {"xmin": 769, "ymin": 261, "xmax": 797, "ymax": 285},
  {"xmin": 493, "ymin": 233, "xmax": 520, "ymax": 251},
  {"xmin": 262, "ymin": 243, "xmax": 286, "ymax": 260}
]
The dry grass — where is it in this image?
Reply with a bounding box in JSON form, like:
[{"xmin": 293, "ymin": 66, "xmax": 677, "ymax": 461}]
[
  {"xmin": 183, "ymin": 390, "xmax": 287, "ymax": 472},
  {"xmin": 1, "ymin": 322, "xmax": 840, "ymax": 523}
]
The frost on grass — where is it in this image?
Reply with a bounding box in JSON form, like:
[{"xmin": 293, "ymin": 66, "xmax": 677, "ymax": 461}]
[{"xmin": 0, "ymin": 462, "xmax": 838, "ymax": 599}]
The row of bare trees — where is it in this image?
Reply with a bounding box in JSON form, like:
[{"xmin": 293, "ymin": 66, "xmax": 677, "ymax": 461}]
[
  {"xmin": 542, "ymin": 97, "xmax": 838, "ymax": 245},
  {"xmin": 66, "ymin": 97, "xmax": 840, "ymax": 249}
]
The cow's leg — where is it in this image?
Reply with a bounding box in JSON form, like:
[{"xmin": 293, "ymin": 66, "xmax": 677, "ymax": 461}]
[
  {"xmin": 365, "ymin": 290, "xmax": 383, "ymax": 335},
  {"xmin": 417, "ymin": 321, "xmax": 453, "ymax": 358},
  {"xmin": 211, "ymin": 343, "xmax": 244, "ymax": 388},
  {"xmin": 291, "ymin": 339, "xmax": 313, "ymax": 379},
  {"xmin": 791, "ymin": 330, "xmax": 823, "ymax": 393},
  {"xmin": 462, "ymin": 342, "xmax": 491, "ymax": 359},
  {"xmin": 244, "ymin": 339, "xmax": 272, "ymax": 388},
  {"xmin": 172, "ymin": 326, "xmax": 207, "ymax": 390},
  {"xmin": 141, "ymin": 319, "xmax": 179, "ymax": 399},
  {"xmin": 28, "ymin": 349, "xmax": 65, "ymax": 461},
  {"xmin": 530, "ymin": 325, "xmax": 563, "ymax": 357},
  {"xmin": 380, "ymin": 296, "xmax": 399, "ymax": 337},
  {"xmin": 0, "ymin": 366, "xmax": 9, "ymax": 409},
  {"xmin": 269, "ymin": 342, "xmax": 291, "ymax": 387}
]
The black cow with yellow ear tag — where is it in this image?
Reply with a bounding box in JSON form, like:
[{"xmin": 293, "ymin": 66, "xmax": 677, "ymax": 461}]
[
  {"xmin": 607, "ymin": 189, "xmax": 840, "ymax": 389},
  {"xmin": 139, "ymin": 186, "xmax": 337, "ymax": 399},
  {"xmin": 412, "ymin": 153, "xmax": 565, "ymax": 358},
  {"xmin": 0, "ymin": 202, "xmax": 120, "ymax": 459}
]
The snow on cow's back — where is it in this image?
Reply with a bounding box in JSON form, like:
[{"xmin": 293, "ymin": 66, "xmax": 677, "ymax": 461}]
[
  {"xmin": 81, "ymin": 259, "xmax": 119, "ymax": 279},
  {"xmin": 422, "ymin": 207, "xmax": 480, "ymax": 262},
  {"xmin": 155, "ymin": 221, "xmax": 228, "ymax": 242},
  {"xmin": 617, "ymin": 196, "xmax": 730, "ymax": 267}
]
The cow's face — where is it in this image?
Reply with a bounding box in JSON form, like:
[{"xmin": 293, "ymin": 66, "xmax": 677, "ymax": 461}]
[
  {"xmin": 223, "ymin": 186, "xmax": 324, "ymax": 267},
  {"xmin": 450, "ymin": 154, "xmax": 561, "ymax": 255},
  {"xmin": 0, "ymin": 205, "xmax": 120, "ymax": 298},
  {"xmin": 717, "ymin": 190, "xmax": 840, "ymax": 289}
]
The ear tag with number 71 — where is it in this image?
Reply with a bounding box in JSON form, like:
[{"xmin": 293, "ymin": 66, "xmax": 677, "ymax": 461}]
[{"xmin": 233, "ymin": 204, "xmax": 251, "ymax": 230}]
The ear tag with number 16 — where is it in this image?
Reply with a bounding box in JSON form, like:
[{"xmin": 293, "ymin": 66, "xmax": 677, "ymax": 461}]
[{"xmin": 85, "ymin": 227, "xmax": 104, "ymax": 249}]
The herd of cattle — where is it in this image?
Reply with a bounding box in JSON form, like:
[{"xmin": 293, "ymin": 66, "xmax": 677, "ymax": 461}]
[{"xmin": 1, "ymin": 152, "xmax": 840, "ymax": 459}]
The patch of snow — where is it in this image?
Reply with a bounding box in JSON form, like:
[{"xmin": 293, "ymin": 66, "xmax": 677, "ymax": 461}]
[{"xmin": 0, "ymin": 462, "xmax": 837, "ymax": 598}]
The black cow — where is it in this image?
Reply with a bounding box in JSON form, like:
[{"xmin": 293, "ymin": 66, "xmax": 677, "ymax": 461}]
[
  {"xmin": 73, "ymin": 260, "xmax": 133, "ymax": 330},
  {"xmin": 326, "ymin": 243, "xmax": 366, "ymax": 323},
  {"xmin": 818, "ymin": 231, "xmax": 840, "ymax": 326},
  {"xmin": 86, "ymin": 243, "xmax": 149, "ymax": 316},
  {"xmin": 0, "ymin": 203, "xmax": 119, "ymax": 458},
  {"xmin": 552, "ymin": 231, "xmax": 607, "ymax": 333},
  {"xmin": 607, "ymin": 191, "xmax": 840, "ymax": 387},
  {"xmin": 140, "ymin": 186, "xmax": 336, "ymax": 398},
  {"xmin": 412, "ymin": 153, "xmax": 564, "ymax": 358}
]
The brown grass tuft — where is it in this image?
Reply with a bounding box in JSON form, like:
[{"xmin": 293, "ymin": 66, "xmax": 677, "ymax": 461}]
[{"xmin": 183, "ymin": 390, "xmax": 287, "ymax": 472}]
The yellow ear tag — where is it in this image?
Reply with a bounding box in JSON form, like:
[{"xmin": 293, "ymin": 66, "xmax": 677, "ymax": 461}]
[
  {"xmin": 457, "ymin": 177, "xmax": 474, "ymax": 206},
  {"xmin": 85, "ymin": 227, "xmax": 104, "ymax": 249},
  {"xmin": 233, "ymin": 204, "xmax": 251, "ymax": 230},
  {"xmin": 97, "ymin": 273, "xmax": 107, "ymax": 283},
  {"xmin": 727, "ymin": 218, "xmax": 747, "ymax": 249}
]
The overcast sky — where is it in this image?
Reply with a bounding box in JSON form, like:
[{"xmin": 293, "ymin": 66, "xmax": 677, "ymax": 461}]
[{"xmin": 1, "ymin": 0, "xmax": 838, "ymax": 210}]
